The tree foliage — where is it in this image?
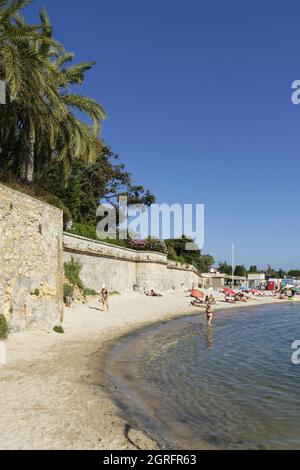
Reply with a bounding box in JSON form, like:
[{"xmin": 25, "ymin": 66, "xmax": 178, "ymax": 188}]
[
  {"xmin": 0, "ymin": 1, "xmax": 106, "ymax": 182},
  {"xmin": 166, "ymin": 237, "xmax": 214, "ymax": 273},
  {"xmin": 278, "ymin": 268, "xmax": 285, "ymax": 279},
  {"xmin": 234, "ymin": 265, "xmax": 246, "ymax": 277},
  {"xmin": 249, "ymin": 265, "xmax": 258, "ymax": 273},
  {"xmin": 265, "ymin": 265, "xmax": 277, "ymax": 278},
  {"xmin": 0, "ymin": 1, "xmax": 216, "ymax": 266},
  {"xmin": 39, "ymin": 145, "xmax": 155, "ymax": 226},
  {"xmin": 288, "ymin": 270, "xmax": 300, "ymax": 278},
  {"xmin": 218, "ymin": 261, "xmax": 232, "ymax": 275}
]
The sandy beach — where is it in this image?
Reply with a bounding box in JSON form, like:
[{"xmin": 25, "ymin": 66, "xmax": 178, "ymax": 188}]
[{"xmin": 0, "ymin": 291, "xmax": 286, "ymax": 450}]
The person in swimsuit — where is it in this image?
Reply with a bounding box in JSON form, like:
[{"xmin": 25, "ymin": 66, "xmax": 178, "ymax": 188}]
[
  {"xmin": 146, "ymin": 290, "xmax": 163, "ymax": 297},
  {"xmin": 206, "ymin": 303, "xmax": 214, "ymax": 327},
  {"xmin": 100, "ymin": 284, "xmax": 109, "ymax": 311}
]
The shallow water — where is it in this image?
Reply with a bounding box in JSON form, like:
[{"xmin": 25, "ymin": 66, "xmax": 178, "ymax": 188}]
[{"xmin": 106, "ymin": 303, "xmax": 300, "ymax": 449}]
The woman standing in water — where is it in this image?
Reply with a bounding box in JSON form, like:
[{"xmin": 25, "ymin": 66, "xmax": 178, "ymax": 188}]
[
  {"xmin": 100, "ymin": 284, "xmax": 109, "ymax": 311},
  {"xmin": 205, "ymin": 303, "xmax": 214, "ymax": 327}
]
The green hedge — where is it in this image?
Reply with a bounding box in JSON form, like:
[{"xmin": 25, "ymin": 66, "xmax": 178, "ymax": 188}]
[
  {"xmin": 68, "ymin": 222, "xmax": 99, "ymax": 240},
  {"xmin": 67, "ymin": 223, "xmax": 127, "ymax": 247},
  {"xmin": 168, "ymin": 253, "xmax": 187, "ymax": 265}
]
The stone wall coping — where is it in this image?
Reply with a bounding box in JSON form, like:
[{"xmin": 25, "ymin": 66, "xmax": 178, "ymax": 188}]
[
  {"xmin": 63, "ymin": 232, "xmax": 168, "ymax": 258},
  {"xmin": 0, "ymin": 183, "xmax": 63, "ymax": 216},
  {"xmin": 63, "ymin": 232, "xmax": 200, "ymax": 275},
  {"xmin": 167, "ymin": 263, "xmax": 200, "ymax": 276}
]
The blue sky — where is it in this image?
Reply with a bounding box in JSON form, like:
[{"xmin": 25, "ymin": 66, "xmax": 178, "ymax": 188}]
[{"xmin": 25, "ymin": 0, "xmax": 300, "ymax": 269}]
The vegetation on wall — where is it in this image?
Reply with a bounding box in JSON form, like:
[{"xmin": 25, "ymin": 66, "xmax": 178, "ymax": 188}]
[
  {"xmin": 67, "ymin": 222, "xmax": 127, "ymax": 248},
  {"xmin": 68, "ymin": 223, "xmax": 99, "ymax": 241},
  {"xmin": 64, "ymin": 257, "xmax": 84, "ymax": 290},
  {"xmin": 126, "ymin": 238, "xmax": 168, "ymax": 254},
  {"xmin": 63, "ymin": 283, "xmax": 74, "ymax": 298},
  {"xmin": 53, "ymin": 325, "xmax": 64, "ymax": 334},
  {"xmin": 0, "ymin": 315, "xmax": 9, "ymax": 341},
  {"xmin": 64, "ymin": 257, "xmax": 98, "ymax": 300}
]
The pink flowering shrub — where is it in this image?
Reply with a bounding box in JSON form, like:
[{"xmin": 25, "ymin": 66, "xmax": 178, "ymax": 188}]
[{"xmin": 126, "ymin": 238, "xmax": 168, "ymax": 254}]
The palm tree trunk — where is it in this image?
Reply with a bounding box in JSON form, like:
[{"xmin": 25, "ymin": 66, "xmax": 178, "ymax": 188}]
[{"xmin": 21, "ymin": 124, "xmax": 35, "ymax": 182}]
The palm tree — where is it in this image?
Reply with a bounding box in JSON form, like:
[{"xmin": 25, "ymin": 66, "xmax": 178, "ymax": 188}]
[
  {"xmin": 0, "ymin": 1, "xmax": 106, "ymax": 182},
  {"xmin": 0, "ymin": 0, "xmax": 65, "ymax": 180},
  {"xmin": 35, "ymin": 9, "xmax": 106, "ymax": 179}
]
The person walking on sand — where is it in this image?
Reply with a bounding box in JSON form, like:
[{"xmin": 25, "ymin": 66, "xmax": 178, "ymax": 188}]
[
  {"xmin": 206, "ymin": 303, "xmax": 214, "ymax": 327},
  {"xmin": 100, "ymin": 284, "xmax": 109, "ymax": 311}
]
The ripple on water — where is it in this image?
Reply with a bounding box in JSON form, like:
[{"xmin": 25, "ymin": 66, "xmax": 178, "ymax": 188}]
[{"xmin": 106, "ymin": 303, "xmax": 300, "ymax": 450}]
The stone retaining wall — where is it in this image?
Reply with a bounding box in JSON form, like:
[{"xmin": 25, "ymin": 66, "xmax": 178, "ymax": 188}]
[
  {"xmin": 63, "ymin": 233, "xmax": 200, "ymax": 293},
  {"xmin": 0, "ymin": 184, "xmax": 200, "ymax": 332},
  {"xmin": 0, "ymin": 184, "xmax": 63, "ymax": 332}
]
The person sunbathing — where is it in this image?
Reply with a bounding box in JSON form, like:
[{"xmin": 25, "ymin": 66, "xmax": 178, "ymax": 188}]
[
  {"xmin": 225, "ymin": 294, "xmax": 235, "ymax": 303},
  {"xmin": 279, "ymin": 292, "xmax": 288, "ymax": 300},
  {"xmin": 147, "ymin": 290, "xmax": 163, "ymax": 297},
  {"xmin": 234, "ymin": 292, "xmax": 246, "ymax": 302},
  {"xmin": 191, "ymin": 297, "xmax": 206, "ymax": 307}
]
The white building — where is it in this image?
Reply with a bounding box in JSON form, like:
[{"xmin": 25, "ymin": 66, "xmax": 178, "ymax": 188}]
[
  {"xmin": 199, "ymin": 272, "xmax": 226, "ymax": 289},
  {"xmin": 247, "ymin": 273, "xmax": 266, "ymax": 288}
]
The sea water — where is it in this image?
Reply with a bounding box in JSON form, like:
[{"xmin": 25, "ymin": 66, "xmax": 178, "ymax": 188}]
[{"xmin": 106, "ymin": 303, "xmax": 300, "ymax": 449}]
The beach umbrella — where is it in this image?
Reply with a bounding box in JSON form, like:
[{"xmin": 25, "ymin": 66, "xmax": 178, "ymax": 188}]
[{"xmin": 224, "ymin": 288, "xmax": 237, "ymax": 296}]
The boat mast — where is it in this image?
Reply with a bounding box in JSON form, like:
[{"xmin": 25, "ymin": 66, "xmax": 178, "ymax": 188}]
[{"xmin": 232, "ymin": 243, "xmax": 235, "ymax": 289}]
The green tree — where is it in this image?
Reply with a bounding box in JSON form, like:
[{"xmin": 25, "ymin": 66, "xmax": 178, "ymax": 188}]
[
  {"xmin": 218, "ymin": 261, "xmax": 232, "ymax": 275},
  {"xmin": 64, "ymin": 179, "xmax": 82, "ymax": 223},
  {"xmin": 278, "ymin": 268, "xmax": 285, "ymax": 279},
  {"xmin": 265, "ymin": 265, "xmax": 276, "ymax": 277},
  {"xmin": 234, "ymin": 265, "xmax": 246, "ymax": 277},
  {"xmin": 0, "ymin": 0, "xmax": 64, "ymax": 180},
  {"xmin": 249, "ymin": 265, "xmax": 258, "ymax": 273},
  {"xmin": 0, "ymin": 2, "xmax": 106, "ymax": 181},
  {"xmin": 288, "ymin": 270, "xmax": 300, "ymax": 278},
  {"xmin": 40, "ymin": 145, "xmax": 155, "ymax": 226},
  {"xmin": 166, "ymin": 237, "xmax": 214, "ymax": 273}
]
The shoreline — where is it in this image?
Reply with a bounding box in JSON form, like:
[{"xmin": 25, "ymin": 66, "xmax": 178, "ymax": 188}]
[{"xmin": 0, "ymin": 292, "xmax": 287, "ymax": 450}]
